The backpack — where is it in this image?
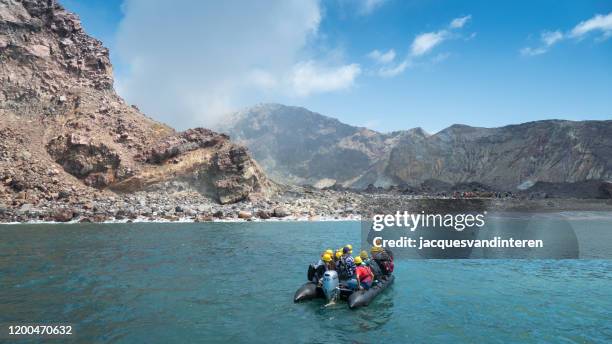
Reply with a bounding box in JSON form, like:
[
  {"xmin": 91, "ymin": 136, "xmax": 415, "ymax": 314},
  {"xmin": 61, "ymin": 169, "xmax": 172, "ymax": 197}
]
[
  {"xmin": 337, "ymin": 258, "xmax": 354, "ymax": 280},
  {"xmin": 380, "ymin": 259, "xmax": 394, "ymax": 275},
  {"xmin": 373, "ymin": 251, "xmax": 394, "ymax": 275}
]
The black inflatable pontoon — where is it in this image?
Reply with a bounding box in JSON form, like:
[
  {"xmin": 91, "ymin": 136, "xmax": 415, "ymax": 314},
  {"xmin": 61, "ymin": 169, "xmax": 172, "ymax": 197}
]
[
  {"xmin": 347, "ymin": 275, "xmax": 394, "ymax": 308},
  {"xmin": 293, "ymin": 275, "xmax": 394, "ymax": 309}
]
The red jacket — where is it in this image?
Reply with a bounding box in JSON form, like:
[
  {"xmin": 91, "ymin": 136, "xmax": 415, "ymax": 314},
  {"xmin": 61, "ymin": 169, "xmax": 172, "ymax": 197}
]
[{"xmin": 355, "ymin": 265, "xmax": 373, "ymax": 283}]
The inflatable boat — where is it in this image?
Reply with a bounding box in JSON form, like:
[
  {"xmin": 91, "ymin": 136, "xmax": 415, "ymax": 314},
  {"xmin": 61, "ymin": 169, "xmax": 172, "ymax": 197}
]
[{"xmin": 293, "ymin": 269, "xmax": 394, "ymax": 309}]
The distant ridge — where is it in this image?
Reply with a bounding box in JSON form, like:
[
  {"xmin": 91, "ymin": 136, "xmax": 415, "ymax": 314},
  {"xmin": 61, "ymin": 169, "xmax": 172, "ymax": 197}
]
[{"xmin": 219, "ymin": 103, "xmax": 612, "ymax": 190}]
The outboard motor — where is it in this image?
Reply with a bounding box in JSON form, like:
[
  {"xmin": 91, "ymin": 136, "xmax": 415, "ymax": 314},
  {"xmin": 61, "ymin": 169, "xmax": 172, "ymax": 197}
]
[{"xmin": 321, "ymin": 270, "xmax": 339, "ymax": 301}]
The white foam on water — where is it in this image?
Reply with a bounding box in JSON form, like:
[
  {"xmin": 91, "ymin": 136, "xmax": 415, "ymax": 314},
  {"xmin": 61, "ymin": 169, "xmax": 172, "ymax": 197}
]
[{"xmin": 0, "ymin": 214, "xmax": 362, "ymax": 225}]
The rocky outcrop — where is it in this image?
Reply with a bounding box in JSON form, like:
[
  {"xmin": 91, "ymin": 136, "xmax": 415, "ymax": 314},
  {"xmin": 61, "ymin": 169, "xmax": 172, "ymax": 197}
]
[
  {"xmin": 220, "ymin": 104, "xmax": 612, "ymax": 191},
  {"xmin": 111, "ymin": 130, "xmax": 272, "ymax": 204},
  {"xmin": 519, "ymin": 180, "xmax": 612, "ymax": 199},
  {"xmin": 143, "ymin": 128, "xmax": 228, "ymax": 164},
  {"xmin": 208, "ymin": 145, "xmax": 269, "ymax": 204},
  {"xmin": 0, "ymin": 0, "xmax": 271, "ymax": 211},
  {"xmin": 46, "ymin": 133, "xmax": 121, "ymax": 187}
]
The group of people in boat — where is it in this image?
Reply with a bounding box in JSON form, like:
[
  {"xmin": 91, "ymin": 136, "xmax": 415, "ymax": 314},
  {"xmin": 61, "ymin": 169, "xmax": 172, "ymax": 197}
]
[{"xmin": 309, "ymin": 244, "xmax": 394, "ymax": 291}]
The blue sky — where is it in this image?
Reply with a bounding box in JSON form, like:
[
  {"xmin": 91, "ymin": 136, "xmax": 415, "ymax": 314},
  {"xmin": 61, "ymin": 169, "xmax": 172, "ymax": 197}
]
[{"xmin": 61, "ymin": 0, "xmax": 612, "ymax": 133}]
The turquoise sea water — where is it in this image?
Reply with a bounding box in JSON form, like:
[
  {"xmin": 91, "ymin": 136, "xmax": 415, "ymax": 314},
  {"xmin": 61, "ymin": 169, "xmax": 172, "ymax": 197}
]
[{"xmin": 1, "ymin": 221, "xmax": 611, "ymax": 343}]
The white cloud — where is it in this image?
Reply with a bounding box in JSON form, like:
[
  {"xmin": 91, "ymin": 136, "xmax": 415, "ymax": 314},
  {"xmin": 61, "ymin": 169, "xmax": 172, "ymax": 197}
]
[
  {"xmin": 337, "ymin": 0, "xmax": 387, "ymax": 16},
  {"xmin": 367, "ymin": 14, "xmax": 471, "ymax": 78},
  {"xmin": 542, "ymin": 30, "xmax": 564, "ymax": 45},
  {"xmin": 367, "ymin": 49, "xmax": 396, "ymax": 64},
  {"xmin": 520, "ymin": 30, "xmax": 564, "ymax": 56},
  {"xmin": 291, "ymin": 61, "xmax": 361, "ymax": 96},
  {"xmin": 520, "ymin": 46, "xmax": 547, "ymax": 56},
  {"xmin": 521, "ymin": 12, "xmax": 612, "ymax": 57},
  {"xmin": 409, "ymin": 15, "xmax": 471, "ymax": 57},
  {"xmin": 410, "ymin": 31, "xmax": 447, "ymax": 56},
  {"xmin": 450, "ymin": 15, "xmax": 472, "ymax": 29},
  {"xmin": 570, "ymin": 12, "xmax": 612, "ymax": 39},
  {"xmin": 377, "ymin": 60, "xmax": 410, "ymax": 77},
  {"xmin": 357, "ymin": 0, "xmax": 386, "ymax": 15},
  {"xmin": 115, "ymin": 0, "xmax": 361, "ymax": 129}
]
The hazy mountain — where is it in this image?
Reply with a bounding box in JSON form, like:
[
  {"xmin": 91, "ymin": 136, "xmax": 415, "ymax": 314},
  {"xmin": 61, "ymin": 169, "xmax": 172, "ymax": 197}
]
[{"xmin": 218, "ymin": 103, "xmax": 403, "ymax": 187}]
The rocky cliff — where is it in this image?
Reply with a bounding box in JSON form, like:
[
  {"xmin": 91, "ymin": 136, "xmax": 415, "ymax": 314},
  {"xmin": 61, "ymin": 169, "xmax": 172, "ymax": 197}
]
[
  {"xmin": 385, "ymin": 120, "xmax": 612, "ymax": 189},
  {"xmin": 0, "ymin": 0, "xmax": 272, "ymax": 211},
  {"xmin": 220, "ymin": 104, "xmax": 612, "ymax": 191}
]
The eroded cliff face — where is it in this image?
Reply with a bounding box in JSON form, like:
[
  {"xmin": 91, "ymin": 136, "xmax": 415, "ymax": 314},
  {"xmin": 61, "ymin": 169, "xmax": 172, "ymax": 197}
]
[
  {"xmin": 0, "ymin": 0, "xmax": 272, "ymax": 207},
  {"xmin": 385, "ymin": 121, "xmax": 612, "ymax": 189}
]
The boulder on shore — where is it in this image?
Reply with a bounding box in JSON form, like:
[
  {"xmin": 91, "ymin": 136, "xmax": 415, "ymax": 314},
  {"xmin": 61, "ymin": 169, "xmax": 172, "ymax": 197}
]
[
  {"xmin": 273, "ymin": 207, "xmax": 290, "ymax": 218},
  {"xmin": 52, "ymin": 209, "xmax": 74, "ymax": 222},
  {"xmin": 256, "ymin": 210, "xmax": 271, "ymax": 219},
  {"xmin": 238, "ymin": 211, "xmax": 252, "ymax": 219}
]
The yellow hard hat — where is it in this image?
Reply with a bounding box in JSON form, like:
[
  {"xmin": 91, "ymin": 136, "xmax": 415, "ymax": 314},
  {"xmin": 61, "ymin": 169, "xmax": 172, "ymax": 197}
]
[
  {"xmin": 371, "ymin": 246, "xmax": 383, "ymax": 253},
  {"xmin": 325, "ymin": 249, "xmax": 333, "ymax": 256},
  {"xmin": 322, "ymin": 253, "xmax": 332, "ymax": 262},
  {"xmin": 354, "ymin": 256, "xmax": 363, "ymax": 265},
  {"xmin": 335, "ymin": 251, "xmax": 342, "ymax": 259},
  {"xmin": 360, "ymin": 250, "xmax": 368, "ymax": 259}
]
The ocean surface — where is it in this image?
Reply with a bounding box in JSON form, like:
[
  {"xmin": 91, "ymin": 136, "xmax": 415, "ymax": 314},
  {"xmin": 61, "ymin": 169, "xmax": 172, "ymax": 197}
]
[{"xmin": 1, "ymin": 219, "xmax": 611, "ymax": 343}]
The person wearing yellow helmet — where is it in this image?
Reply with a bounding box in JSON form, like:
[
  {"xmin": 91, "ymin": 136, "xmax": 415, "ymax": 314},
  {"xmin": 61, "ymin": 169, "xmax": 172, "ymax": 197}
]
[
  {"xmin": 324, "ymin": 249, "xmax": 334, "ymax": 265},
  {"xmin": 333, "ymin": 250, "xmax": 342, "ymax": 269},
  {"xmin": 313, "ymin": 253, "xmax": 335, "ymax": 287},
  {"xmin": 334, "ymin": 250, "xmax": 342, "ymax": 261},
  {"xmin": 338, "ymin": 246, "xmax": 356, "ymax": 284},
  {"xmin": 370, "ymin": 246, "xmax": 383, "ymax": 254},
  {"xmin": 354, "ymin": 256, "xmax": 374, "ymax": 290},
  {"xmin": 316, "ymin": 250, "xmax": 334, "ymax": 269},
  {"xmin": 370, "ymin": 244, "xmax": 394, "ymax": 279},
  {"xmin": 359, "ymin": 250, "xmax": 371, "ymax": 266},
  {"xmin": 311, "ymin": 251, "xmax": 337, "ymax": 284},
  {"xmin": 322, "ymin": 253, "xmax": 332, "ymax": 262},
  {"xmin": 346, "ymin": 244, "xmax": 353, "ymax": 254},
  {"xmin": 321, "ymin": 253, "xmax": 335, "ymax": 271},
  {"xmin": 372, "ymin": 238, "xmax": 394, "ymax": 260}
]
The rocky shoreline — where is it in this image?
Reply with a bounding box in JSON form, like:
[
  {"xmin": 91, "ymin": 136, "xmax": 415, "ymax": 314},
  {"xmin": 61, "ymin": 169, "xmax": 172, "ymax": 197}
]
[
  {"xmin": 0, "ymin": 182, "xmax": 364, "ymax": 223},
  {"xmin": 2, "ymin": 181, "xmax": 611, "ymax": 224}
]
